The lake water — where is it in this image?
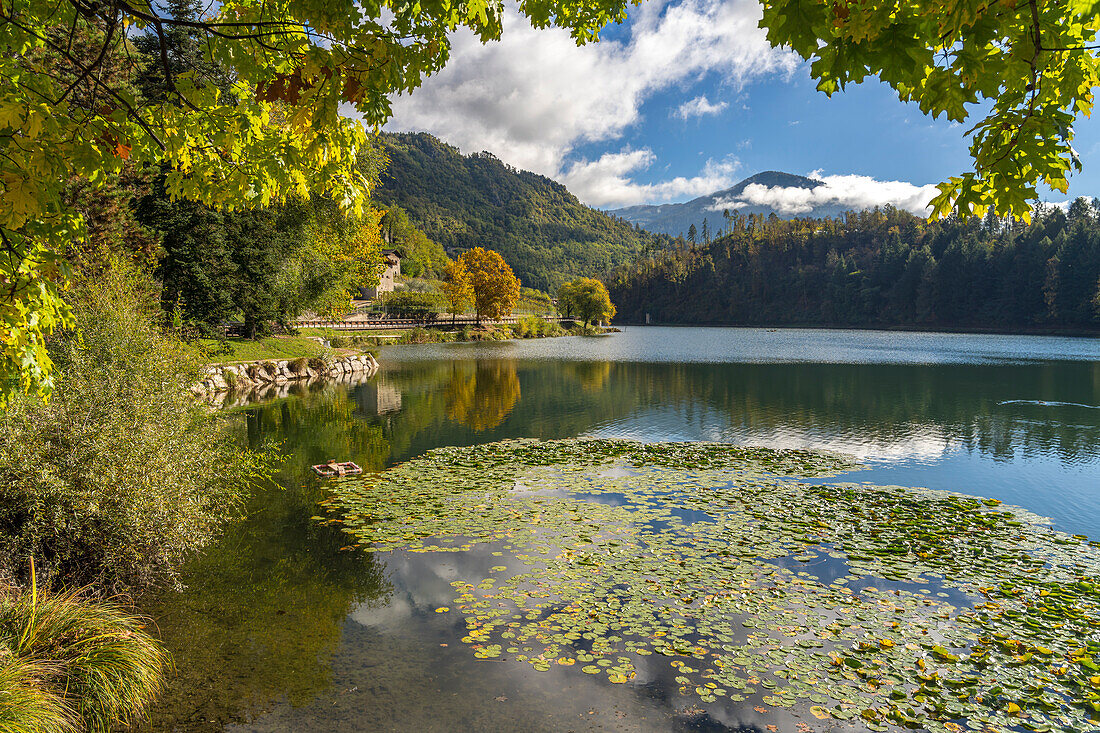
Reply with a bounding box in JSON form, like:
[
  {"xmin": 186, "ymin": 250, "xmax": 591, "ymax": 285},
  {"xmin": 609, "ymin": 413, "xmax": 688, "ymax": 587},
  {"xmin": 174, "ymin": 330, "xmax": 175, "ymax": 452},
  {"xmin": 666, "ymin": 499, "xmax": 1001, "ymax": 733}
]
[{"xmin": 141, "ymin": 326, "xmax": 1100, "ymax": 732}]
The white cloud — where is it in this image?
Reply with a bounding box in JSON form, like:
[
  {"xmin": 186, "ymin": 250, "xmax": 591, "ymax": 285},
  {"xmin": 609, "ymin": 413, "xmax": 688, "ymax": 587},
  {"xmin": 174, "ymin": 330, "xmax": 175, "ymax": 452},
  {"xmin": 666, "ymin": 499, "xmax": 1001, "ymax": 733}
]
[
  {"xmin": 711, "ymin": 172, "xmax": 941, "ymax": 216},
  {"xmin": 385, "ymin": 0, "xmax": 797, "ymax": 203},
  {"xmin": 560, "ymin": 149, "xmax": 741, "ymax": 208},
  {"xmin": 674, "ymin": 95, "xmax": 729, "ymax": 120}
]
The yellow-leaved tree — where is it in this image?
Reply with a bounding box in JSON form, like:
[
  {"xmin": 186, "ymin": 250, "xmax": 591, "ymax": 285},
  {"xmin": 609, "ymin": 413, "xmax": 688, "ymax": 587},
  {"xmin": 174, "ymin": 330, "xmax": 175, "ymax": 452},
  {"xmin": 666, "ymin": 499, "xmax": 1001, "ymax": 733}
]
[
  {"xmin": 460, "ymin": 248, "xmax": 521, "ymax": 325},
  {"xmin": 293, "ymin": 203, "xmax": 387, "ymax": 320},
  {"xmin": 440, "ymin": 258, "xmax": 474, "ymax": 326},
  {"xmin": 558, "ymin": 277, "xmax": 616, "ymax": 326}
]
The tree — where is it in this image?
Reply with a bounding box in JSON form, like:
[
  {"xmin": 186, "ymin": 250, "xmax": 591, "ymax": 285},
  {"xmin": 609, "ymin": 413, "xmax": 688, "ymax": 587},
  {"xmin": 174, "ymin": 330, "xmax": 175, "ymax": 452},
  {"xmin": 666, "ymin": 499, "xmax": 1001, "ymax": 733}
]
[
  {"xmin": 440, "ymin": 259, "xmax": 473, "ymax": 326},
  {"xmin": 760, "ymin": 1, "xmax": 1100, "ymax": 220},
  {"xmin": 1, "ymin": 0, "xmax": 634, "ymax": 403},
  {"xmin": 137, "ymin": 189, "xmax": 311, "ymax": 338},
  {"xmin": 284, "ymin": 199, "xmax": 387, "ymax": 321},
  {"xmin": 559, "ymin": 277, "xmax": 616, "ymax": 326},
  {"xmin": 460, "ymin": 248, "xmax": 521, "ymax": 325},
  {"xmin": 556, "ymin": 280, "xmax": 577, "ymax": 319}
]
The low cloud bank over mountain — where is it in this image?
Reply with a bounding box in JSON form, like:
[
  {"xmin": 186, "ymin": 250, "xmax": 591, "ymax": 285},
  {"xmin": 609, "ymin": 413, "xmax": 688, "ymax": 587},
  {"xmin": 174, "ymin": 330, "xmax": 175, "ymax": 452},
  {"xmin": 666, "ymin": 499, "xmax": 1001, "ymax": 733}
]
[{"xmin": 612, "ymin": 172, "xmax": 939, "ymax": 236}]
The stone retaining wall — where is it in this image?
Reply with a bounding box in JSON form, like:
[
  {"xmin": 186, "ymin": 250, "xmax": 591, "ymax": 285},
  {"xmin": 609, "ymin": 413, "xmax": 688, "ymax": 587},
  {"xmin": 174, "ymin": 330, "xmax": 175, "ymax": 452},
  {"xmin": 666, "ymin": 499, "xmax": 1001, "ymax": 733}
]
[{"xmin": 193, "ymin": 353, "xmax": 379, "ymax": 400}]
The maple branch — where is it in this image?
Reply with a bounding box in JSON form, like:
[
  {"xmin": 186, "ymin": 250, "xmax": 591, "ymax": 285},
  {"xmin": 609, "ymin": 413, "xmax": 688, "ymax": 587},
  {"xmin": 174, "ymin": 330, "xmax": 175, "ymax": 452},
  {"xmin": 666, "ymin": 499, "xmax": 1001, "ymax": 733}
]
[
  {"xmin": 56, "ymin": 4, "xmax": 118, "ymax": 106},
  {"xmin": 2, "ymin": 15, "xmax": 166, "ymax": 150}
]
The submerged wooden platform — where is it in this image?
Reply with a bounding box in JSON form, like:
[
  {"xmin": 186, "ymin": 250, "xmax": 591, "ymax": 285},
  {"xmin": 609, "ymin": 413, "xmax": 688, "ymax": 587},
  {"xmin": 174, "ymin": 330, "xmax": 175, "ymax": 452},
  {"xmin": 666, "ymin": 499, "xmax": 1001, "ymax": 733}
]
[{"xmin": 312, "ymin": 461, "xmax": 363, "ymax": 478}]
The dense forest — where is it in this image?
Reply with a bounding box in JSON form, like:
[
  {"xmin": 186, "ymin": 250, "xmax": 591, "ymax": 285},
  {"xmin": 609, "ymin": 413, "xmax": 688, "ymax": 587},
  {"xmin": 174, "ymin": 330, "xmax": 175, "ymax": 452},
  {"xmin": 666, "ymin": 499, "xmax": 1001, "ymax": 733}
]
[
  {"xmin": 374, "ymin": 132, "xmax": 668, "ymax": 291},
  {"xmin": 609, "ymin": 202, "xmax": 1100, "ymax": 331}
]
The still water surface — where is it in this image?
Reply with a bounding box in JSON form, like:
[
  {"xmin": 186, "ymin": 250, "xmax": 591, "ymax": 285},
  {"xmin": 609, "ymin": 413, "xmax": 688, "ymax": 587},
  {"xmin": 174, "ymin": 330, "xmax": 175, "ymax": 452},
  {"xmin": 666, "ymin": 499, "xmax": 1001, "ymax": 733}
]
[{"xmin": 142, "ymin": 327, "xmax": 1100, "ymax": 732}]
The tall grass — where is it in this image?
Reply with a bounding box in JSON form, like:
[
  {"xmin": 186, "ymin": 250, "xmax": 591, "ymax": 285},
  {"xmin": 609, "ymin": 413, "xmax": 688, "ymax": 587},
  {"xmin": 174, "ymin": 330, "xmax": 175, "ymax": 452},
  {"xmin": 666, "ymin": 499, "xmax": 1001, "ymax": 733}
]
[
  {"xmin": 0, "ymin": 657, "xmax": 75, "ymax": 733},
  {"xmin": 0, "ymin": 564, "xmax": 168, "ymax": 733}
]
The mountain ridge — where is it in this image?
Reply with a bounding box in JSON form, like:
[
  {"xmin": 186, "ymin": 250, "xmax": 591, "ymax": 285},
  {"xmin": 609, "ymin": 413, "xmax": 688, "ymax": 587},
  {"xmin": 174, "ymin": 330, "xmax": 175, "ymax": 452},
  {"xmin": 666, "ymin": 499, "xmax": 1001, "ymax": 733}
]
[
  {"xmin": 374, "ymin": 132, "xmax": 666, "ymax": 291},
  {"xmin": 609, "ymin": 170, "xmax": 851, "ymax": 237}
]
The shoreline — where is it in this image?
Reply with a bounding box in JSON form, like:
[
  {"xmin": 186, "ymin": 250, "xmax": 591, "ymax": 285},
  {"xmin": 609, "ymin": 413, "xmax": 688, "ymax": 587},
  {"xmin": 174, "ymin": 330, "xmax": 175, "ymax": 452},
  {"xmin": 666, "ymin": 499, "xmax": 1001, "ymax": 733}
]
[
  {"xmin": 193, "ymin": 353, "xmax": 378, "ymax": 408},
  {"xmin": 613, "ymin": 321, "xmax": 1100, "ymax": 338}
]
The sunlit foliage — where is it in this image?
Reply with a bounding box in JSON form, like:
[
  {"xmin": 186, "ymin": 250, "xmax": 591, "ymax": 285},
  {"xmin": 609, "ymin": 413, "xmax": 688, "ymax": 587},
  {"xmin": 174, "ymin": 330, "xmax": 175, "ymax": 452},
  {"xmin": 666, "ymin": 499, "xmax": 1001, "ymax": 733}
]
[
  {"xmin": 0, "ymin": 0, "xmax": 636, "ymax": 401},
  {"xmin": 0, "ymin": 262, "xmax": 269, "ymax": 590},
  {"xmin": 460, "ymin": 247, "xmax": 521, "ymax": 323},
  {"xmin": 761, "ymin": 0, "xmax": 1100, "ymax": 219}
]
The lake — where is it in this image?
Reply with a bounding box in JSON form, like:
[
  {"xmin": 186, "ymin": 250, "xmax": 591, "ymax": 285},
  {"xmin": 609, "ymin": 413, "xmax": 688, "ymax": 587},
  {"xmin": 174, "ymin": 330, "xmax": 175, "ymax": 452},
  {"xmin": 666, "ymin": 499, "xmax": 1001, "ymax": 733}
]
[{"xmin": 140, "ymin": 326, "xmax": 1100, "ymax": 732}]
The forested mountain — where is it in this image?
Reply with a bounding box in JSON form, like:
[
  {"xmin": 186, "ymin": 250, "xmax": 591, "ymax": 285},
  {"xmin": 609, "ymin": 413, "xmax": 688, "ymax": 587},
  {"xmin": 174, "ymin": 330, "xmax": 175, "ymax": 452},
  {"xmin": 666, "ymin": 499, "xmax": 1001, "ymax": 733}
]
[
  {"xmin": 609, "ymin": 171, "xmax": 844, "ymax": 237},
  {"xmin": 373, "ymin": 132, "xmax": 668, "ymax": 291},
  {"xmin": 609, "ymin": 203, "xmax": 1100, "ymax": 332}
]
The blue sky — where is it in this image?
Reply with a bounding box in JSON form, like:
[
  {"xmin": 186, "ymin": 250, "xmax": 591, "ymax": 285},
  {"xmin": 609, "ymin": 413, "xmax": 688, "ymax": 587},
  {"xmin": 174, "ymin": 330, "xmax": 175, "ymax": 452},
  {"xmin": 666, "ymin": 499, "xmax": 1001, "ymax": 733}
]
[{"xmin": 385, "ymin": 0, "xmax": 1097, "ymax": 213}]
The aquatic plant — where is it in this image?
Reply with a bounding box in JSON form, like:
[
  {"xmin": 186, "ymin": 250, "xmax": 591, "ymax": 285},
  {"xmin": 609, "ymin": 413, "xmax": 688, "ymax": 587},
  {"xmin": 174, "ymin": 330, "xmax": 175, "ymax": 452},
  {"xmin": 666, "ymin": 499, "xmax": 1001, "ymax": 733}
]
[
  {"xmin": 319, "ymin": 438, "xmax": 1100, "ymax": 732},
  {"xmin": 0, "ymin": 571, "xmax": 169, "ymax": 733}
]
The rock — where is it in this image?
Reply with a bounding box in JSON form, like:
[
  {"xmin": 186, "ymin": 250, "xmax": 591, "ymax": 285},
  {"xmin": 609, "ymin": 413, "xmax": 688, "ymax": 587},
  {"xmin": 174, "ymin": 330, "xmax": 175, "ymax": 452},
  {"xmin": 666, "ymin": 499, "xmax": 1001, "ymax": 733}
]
[{"xmin": 196, "ymin": 352, "xmax": 382, "ymax": 401}]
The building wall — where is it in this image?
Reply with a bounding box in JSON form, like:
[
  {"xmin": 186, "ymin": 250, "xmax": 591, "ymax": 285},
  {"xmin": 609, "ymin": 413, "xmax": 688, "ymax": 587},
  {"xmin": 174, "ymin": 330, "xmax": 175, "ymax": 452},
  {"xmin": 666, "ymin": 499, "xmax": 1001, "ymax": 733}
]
[{"xmin": 361, "ymin": 255, "xmax": 401, "ymax": 300}]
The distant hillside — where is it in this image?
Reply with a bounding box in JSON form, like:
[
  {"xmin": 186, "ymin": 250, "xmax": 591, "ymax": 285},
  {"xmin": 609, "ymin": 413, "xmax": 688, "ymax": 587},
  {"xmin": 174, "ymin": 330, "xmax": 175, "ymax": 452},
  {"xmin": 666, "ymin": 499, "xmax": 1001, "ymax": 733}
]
[
  {"xmin": 374, "ymin": 133, "xmax": 666, "ymax": 292},
  {"xmin": 610, "ymin": 171, "xmax": 848, "ymax": 237}
]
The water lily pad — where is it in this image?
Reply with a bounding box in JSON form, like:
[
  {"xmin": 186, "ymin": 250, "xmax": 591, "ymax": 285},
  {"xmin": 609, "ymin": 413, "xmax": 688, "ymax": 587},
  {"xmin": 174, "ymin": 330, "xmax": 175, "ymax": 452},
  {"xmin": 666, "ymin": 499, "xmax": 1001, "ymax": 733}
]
[{"xmin": 319, "ymin": 438, "xmax": 1100, "ymax": 732}]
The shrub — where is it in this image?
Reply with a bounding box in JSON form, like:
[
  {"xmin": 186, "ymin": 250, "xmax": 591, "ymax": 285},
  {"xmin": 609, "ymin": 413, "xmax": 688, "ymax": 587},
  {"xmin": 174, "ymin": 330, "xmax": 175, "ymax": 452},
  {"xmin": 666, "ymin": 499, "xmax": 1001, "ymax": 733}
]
[
  {"xmin": 289, "ymin": 357, "xmax": 309, "ymax": 374},
  {"xmin": 0, "ymin": 572, "xmax": 169, "ymax": 732},
  {"xmin": 569, "ymin": 322, "xmax": 607, "ymax": 336},
  {"xmin": 308, "ymin": 347, "xmax": 336, "ymax": 371},
  {"xmin": 384, "ymin": 291, "xmax": 445, "ymax": 323},
  {"xmin": 350, "ymin": 335, "xmax": 383, "ymax": 348},
  {"xmin": 397, "ymin": 327, "xmax": 435, "ymax": 344},
  {"xmin": 0, "ymin": 263, "xmax": 271, "ymax": 591},
  {"xmin": 327, "ymin": 334, "xmax": 349, "ymax": 348},
  {"xmin": 506, "ymin": 316, "xmax": 566, "ymax": 339},
  {"xmin": 466, "ymin": 326, "xmax": 509, "ymax": 342},
  {"xmin": 260, "ymin": 360, "xmax": 278, "ymax": 376}
]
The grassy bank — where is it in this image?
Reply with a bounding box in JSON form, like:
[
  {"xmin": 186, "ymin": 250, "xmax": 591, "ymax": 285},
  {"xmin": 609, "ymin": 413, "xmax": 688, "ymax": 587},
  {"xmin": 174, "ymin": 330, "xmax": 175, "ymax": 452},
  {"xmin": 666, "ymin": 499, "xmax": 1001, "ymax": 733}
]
[
  {"xmin": 307, "ymin": 318, "xmax": 607, "ymax": 347},
  {"xmin": 197, "ymin": 335, "xmax": 326, "ymax": 364}
]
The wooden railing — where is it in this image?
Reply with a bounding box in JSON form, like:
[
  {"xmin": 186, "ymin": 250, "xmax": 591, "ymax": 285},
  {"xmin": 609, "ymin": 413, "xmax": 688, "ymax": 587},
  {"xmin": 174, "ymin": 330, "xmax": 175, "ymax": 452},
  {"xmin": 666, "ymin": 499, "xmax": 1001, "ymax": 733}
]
[{"xmin": 288, "ymin": 315, "xmax": 576, "ymax": 331}]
